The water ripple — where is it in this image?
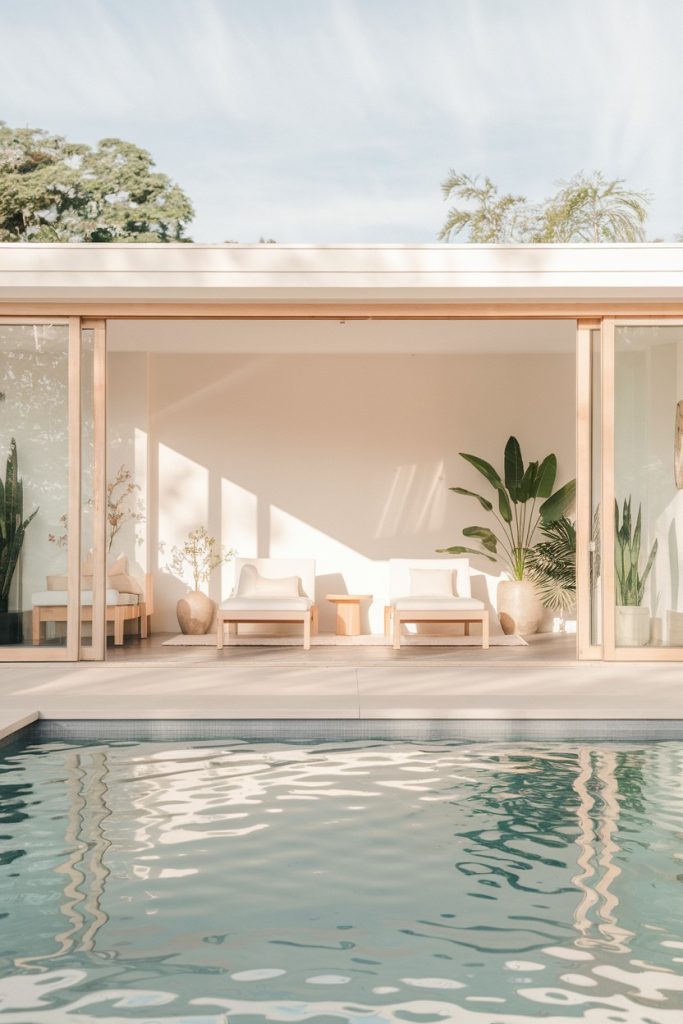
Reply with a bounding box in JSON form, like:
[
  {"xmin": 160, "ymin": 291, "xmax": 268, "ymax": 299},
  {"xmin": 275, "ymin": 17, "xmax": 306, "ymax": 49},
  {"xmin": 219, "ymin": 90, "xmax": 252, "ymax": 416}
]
[{"xmin": 0, "ymin": 739, "xmax": 682, "ymax": 1021}]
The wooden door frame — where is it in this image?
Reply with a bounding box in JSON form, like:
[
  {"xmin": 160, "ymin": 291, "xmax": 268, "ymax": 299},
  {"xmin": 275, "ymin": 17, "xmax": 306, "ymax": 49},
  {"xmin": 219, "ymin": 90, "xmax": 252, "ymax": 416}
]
[
  {"xmin": 0, "ymin": 316, "xmax": 81, "ymax": 661},
  {"xmin": 4, "ymin": 305, "xmax": 683, "ymax": 663},
  {"xmin": 601, "ymin": 318, "xmax": 683, "ymax": 660}
]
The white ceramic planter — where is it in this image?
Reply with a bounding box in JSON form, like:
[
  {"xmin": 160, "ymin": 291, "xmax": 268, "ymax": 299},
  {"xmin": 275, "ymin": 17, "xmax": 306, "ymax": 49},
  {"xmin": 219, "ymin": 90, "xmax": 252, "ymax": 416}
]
[
  {"xmin": 497, "ymin": 579, "xmax": 543, "ymax": 636},
  {"xmin": 615, "ymin": 605, "xmax": 651, "ymax": 647},
  {"xmin": 177, "ymin": 590, "xmax": 215, "ymax": 635}
]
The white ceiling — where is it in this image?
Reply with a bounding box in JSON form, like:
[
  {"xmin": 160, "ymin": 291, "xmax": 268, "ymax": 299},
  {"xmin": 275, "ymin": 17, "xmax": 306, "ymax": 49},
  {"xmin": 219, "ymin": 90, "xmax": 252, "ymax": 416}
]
[{"xmin": 107, "ymin": 318, "xmax": 576, "ymax": 355}]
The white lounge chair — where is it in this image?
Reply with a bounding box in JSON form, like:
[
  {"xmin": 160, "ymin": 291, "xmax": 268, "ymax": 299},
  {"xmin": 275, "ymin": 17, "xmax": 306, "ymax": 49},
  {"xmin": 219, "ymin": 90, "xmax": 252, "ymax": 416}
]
[
  {"xmin": 217, "ymin": 558, "xmax": 317, "ymax": 651},
  {"xmin": 32, "ymin": 574, "xmax": 152, "ymax": 646},
  {"xmin": 385, "ymin": 558, "xmax": 488, "ymax": 650}
]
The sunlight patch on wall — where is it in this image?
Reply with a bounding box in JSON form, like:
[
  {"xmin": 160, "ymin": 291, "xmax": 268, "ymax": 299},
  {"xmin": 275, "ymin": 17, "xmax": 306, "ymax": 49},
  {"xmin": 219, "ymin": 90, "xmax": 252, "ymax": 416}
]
[
  {"xmin": 270, "ymin": 504, "xmax": 387, "ymax": 632},
  {"xmin": 158, "ymin": 443, "xmax": 208, "ymax": 574},
  {"xmin": 375, "ymin": 461, "xmax": 446, "ymax": 539},
  {"xmin": 221, "ymin": 478, "xmax": 258, "ymax": 596}
]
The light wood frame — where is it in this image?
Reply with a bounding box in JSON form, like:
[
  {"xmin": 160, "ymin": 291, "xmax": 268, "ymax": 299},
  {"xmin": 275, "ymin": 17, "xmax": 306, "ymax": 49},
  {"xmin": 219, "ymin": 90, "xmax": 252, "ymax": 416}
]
[
  {"xmin": 601, "ymin": 318, "xmax": 683, "ymax": 660},
  {"xmin": 576, "ymin": 320, "xmax": 603, "ymax": 660},
  {"xmin": 4, "ymin": 305, "xmax": 683, "ymax": 664},
  {"xmin": 216, "ymin": 605, "xmax": 318, "ymax": 651},
  {"xmin": 80, "ymin": 320, "xmax": 107, "ymax": 660},
  {"xmin": 386, "ymin": 606, "xmax": 489, "ymax": 651},
  {"xmin": 0, "ymin": 317, "xmax": 81, "ymax": 661}
]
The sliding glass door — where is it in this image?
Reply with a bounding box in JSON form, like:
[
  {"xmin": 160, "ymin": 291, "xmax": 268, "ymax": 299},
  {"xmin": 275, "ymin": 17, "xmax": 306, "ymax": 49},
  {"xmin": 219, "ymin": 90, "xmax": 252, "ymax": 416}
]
[
  {"xmin": 0, "ymin": 317, "xmax": 105, "ymax": 662},
  {"xmin": 600, "ymin": 320, "xmax": 683, "ymax": 660}
]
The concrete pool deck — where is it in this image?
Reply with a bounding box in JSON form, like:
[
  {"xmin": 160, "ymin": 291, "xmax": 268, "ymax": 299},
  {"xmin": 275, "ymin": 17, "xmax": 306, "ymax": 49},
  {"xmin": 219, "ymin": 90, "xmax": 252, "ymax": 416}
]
[{"xmin": 0, "ymin": 634, "xmax": 682, "ymax": 740}]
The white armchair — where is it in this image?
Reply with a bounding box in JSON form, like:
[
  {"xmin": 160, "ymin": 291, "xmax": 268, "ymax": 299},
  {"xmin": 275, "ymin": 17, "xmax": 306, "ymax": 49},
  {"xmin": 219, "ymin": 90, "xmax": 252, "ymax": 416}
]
[
  {"xmin": 385, "ymin": 558, "xmax": 488, "ymax": 650},
  {"xmin": 217, "ymin": 558, "xmax": 317, "ymax": 650}
]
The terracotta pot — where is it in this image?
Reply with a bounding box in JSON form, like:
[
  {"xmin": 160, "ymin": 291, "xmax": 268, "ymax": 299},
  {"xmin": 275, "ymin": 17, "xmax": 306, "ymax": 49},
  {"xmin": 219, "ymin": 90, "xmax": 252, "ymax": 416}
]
[
  {"xmin": 497, "ymin": 579, "xmax": 543, "ymax": 636},
  {"xmin": 177, "ymin": 590, "xmax": 215, "ymax": 635},
  {"xmin": 615, "ymin": 605, "xmax": 650, "ymax": 647}
]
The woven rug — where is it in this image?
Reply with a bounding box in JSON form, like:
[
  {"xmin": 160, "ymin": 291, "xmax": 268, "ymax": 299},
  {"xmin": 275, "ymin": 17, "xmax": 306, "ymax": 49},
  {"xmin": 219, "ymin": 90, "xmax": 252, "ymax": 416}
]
[{"xmin": 162, "ymin": 632, "xmax": 527, "ymax": 647}]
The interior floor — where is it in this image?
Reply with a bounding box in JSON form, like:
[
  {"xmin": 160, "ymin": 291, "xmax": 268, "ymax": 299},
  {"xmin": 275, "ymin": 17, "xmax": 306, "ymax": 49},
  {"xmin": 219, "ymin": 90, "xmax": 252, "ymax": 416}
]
[{"xmin": 105, "ymin": 631, "xmax": 577, "ymax": 665}]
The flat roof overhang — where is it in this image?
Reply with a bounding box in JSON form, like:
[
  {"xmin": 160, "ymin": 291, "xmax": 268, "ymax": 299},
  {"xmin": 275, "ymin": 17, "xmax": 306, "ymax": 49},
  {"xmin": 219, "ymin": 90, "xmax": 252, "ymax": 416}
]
[{"xmin": 1, "ymin": 243, "xmax": 683, "ymax": 316}]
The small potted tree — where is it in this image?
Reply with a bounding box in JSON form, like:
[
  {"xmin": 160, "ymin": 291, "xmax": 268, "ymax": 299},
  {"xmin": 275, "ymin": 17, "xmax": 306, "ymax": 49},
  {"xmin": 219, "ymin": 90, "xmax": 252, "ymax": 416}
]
[
  {"xmin": 0, "ymin": 439, "xmax": 39, "ymax": 644},
  {"xmin": 615, "ymin": 498, "xmax": 657, "ymax": 647},
  {"xmin": 167, "ymin": 527, "xmax": 236, "ymax": 635}
]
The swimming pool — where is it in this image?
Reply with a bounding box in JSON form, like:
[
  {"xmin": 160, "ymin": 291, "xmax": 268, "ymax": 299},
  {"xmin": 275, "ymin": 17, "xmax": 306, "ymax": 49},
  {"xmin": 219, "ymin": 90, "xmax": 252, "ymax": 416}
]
[{"xmin": 1, "ymin": 728, "xmax": 682, "ymax": 1022}]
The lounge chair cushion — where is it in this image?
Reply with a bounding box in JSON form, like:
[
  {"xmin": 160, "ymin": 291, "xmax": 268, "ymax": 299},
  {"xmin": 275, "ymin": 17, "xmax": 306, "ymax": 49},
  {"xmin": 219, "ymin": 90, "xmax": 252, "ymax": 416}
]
[
  {"xmin": 32, "ymin": 590, "xmax": 140, "ymax": 607},
  {"xmin": 392, "ymin": 596, "xmax": 485, "ymax": 612},
  {"xmin": 236, "ymin": 563, "xmax": 300, "ymax": 598},
  {"xmin": 220, "ymin": 596, "xmax": 311, "ymax": 612},
  {"xmin": 409, "ymin": 568, "xmax": 454, "ymax": 596}
]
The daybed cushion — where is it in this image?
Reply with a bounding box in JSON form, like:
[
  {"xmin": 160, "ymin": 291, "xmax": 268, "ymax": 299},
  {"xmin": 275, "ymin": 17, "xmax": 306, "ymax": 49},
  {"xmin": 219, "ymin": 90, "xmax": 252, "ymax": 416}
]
[
  {"xmin": 32, "ymin": 590, "xmax": 140, "ymax": 607},
  {"xmin": 220, "ymin": 596, "xmax": 311, "ymax": 612},
  {"xmin": 409, "ymin": 568, "xmax": 454, "ymax": 597},
  {"xmin": 47, "ymin": 572, "xmax": 144, "ymax": 595},
  {"xmin": 236, "ymin": 563, "xmax": 300, "ymax": 598},
  {"xmin": 392, "ymin": 596, "xmax": 485, "ymax": 612}
]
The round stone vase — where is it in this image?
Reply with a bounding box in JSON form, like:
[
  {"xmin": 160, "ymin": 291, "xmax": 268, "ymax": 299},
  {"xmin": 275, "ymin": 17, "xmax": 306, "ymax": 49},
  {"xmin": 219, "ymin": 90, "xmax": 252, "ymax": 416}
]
[
  {"xmin": 497, "ymin": 579, "xmax": 543, "ymax": 636},
  {"xmin": 177, "ymin": 590, "xmax": 215, "ymax": 635}
]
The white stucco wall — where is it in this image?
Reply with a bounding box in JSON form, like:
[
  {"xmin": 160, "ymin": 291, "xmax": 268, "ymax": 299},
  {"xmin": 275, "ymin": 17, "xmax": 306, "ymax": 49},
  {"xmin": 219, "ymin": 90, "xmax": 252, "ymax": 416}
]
[{"xmin": 108, "ymin": 321, "xmax": 576, "ymax": 634}]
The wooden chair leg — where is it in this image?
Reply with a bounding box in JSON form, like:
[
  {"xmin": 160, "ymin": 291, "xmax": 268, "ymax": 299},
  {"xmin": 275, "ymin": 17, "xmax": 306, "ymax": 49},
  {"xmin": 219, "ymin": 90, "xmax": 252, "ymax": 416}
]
[
  {"xmin": 311, "ymin": 604, "xmax": 319, "ymax": 636},
  {"xmin": 217, "ymin": 615, "xmax": 224, "ymax": 649},
  {"xmin": 481, "ymin": 613, "xmax": 489, "ymax": 650},
  {"xmin": 32, "ymin": 607, "xmax": 42, "ymax": 646},
  {"xmin": 139, "ymin": 603, "xmax": 148, "ymax": 639},
  {"xmin": 464, "ymin": 621, "xmax": 470, "ymax": 636},
  {"xmin": 384, "ymin": 605, "xmax": 392, "ymax": 637},
  {"xmin": 303, "ymin": 612, "xmax": 311, "ymax": 650},
  {"xmin": 393, "ymin": 612, "xmax": 402, "ymax": 650},
  {"xmin": 114, "ymin": 607, "xmax": 125, "ymax": 646}
]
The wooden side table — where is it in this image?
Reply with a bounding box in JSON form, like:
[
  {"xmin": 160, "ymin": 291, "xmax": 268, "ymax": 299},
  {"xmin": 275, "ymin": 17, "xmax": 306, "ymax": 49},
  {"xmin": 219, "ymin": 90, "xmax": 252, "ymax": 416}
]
[{"xmin": 326, "ymin": 594, "xmax": 372, "ymax": 636}]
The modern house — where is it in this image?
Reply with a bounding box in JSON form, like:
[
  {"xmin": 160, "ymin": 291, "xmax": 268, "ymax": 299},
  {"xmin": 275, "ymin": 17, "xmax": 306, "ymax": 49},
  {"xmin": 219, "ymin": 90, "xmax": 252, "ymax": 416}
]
[{"xmin": 2, "ymin": 241, "xmax": 683, "ymax": 666}]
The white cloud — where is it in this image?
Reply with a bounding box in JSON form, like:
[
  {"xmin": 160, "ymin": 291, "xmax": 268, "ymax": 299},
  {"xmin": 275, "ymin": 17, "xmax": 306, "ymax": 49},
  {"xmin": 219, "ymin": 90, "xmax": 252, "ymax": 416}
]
[{"xmin": 0, "ymin": 0, "xmax": 682, "ymax": 240}]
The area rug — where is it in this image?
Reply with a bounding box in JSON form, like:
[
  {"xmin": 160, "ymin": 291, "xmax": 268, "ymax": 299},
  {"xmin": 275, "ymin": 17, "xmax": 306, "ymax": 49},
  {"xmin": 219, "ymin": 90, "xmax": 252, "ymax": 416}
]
[{"xmin": 162, "ymin": 633, "xmax": 527, "ymax": 647}]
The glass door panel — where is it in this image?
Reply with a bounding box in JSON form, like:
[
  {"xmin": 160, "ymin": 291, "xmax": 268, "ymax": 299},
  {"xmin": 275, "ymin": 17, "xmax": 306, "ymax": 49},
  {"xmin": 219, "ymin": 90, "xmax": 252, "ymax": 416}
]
[
  {"xmin": 80, "ymin": 322, "xmax": 106, "ymax": 660},
  {"xmin": 0, "ymin": 322, "xmax": 75, "ymax": 657},
  {"xmin": 590, "ymin": 328, "xmax": 602, "ymax": 646},
  {"xmin": 613, "ymin": 324, "xmax": 683, "ymax": 652}
]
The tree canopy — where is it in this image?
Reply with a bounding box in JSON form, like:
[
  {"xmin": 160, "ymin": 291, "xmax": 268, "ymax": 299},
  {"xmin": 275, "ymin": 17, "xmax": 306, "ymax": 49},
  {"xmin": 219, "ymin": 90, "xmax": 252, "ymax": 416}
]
[
  {"xmin": 0, "ymin": 122, "xmax": 194, "ymax": 242},
  {"xmin": 439, "ymin": 170, "xmax": 651, "ymax": 243}
]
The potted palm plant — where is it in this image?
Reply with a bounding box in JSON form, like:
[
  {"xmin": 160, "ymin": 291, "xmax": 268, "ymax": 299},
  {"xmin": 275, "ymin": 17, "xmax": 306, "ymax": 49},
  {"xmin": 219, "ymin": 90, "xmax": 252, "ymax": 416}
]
[
  {"xmin": 167, "ymin": 527, "xmax": 236, "ymax": 634},
  {"xmin": 438, "ymin": 436, "xmax": 575, "ymax": 634},
  {"xmin": 527, "ymin": 516, "xmax": 576, "ymax": 629},
  {"xmin": 0, "ymin": 439, "xmax": 39, "ymax": 644},
  {"xmin": 615, "ymin": 498, "xmax": 657, "ymax": 647}
]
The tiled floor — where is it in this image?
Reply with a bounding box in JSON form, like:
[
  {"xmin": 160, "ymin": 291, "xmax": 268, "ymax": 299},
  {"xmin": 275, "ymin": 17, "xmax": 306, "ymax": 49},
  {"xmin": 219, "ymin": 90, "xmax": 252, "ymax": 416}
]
[{"xmin": 2, "ymin": 632, "xmax": 683, "ymax": 738}]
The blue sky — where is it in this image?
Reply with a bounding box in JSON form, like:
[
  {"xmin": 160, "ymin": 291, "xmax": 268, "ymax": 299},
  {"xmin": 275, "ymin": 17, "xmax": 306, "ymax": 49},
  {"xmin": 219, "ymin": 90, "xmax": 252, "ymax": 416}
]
[{"xmin": 1, "ymin": 0, "xmax": 681, "ymax": 242}]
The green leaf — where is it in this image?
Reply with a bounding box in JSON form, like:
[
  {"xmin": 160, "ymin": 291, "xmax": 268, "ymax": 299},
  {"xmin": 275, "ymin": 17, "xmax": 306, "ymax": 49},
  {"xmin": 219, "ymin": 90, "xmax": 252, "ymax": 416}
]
[
  {"xmin": 497, "ymin": 487, "xmax": 512, "ymax": 523},
  {"xmin": 504, "ymin": 436, "xmax": 524, "ymax": 500},
  {"xmin": 462, "ymin": 526, "xmax": 498, "ymax": 553},
  {"xmin": 540, "ymin": 479, "xmax": 576, "ymax": 522},
  {"xmin": 535, "ymin": 454, "xmax": 557, "ymax": 498},
  {"xmin": 436, "ymin": 545, "xmax": 497, "ymax": 562},
  {"xmin": 459, "ymin": 452, "xmax": 504, "ymax": 493},
  {"xmin": 449, "ymin": 487, "xmax": 493, "ymax": 512},
  {"xmin": 518, "ymin": 461, "xmax": 538, "ymax": 503}
]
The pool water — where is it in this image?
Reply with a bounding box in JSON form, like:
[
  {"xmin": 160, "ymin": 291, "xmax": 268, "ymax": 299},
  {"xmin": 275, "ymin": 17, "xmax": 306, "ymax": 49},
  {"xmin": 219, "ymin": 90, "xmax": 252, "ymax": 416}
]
[{"xmin": 1, "ymin": 736, "xmax": 682, "ymax": 1023}]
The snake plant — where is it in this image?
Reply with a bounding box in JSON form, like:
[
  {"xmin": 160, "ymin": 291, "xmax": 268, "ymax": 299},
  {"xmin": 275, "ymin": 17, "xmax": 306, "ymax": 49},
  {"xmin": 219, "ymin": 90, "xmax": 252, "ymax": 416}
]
[
  {"xmin": 615, "ymin": 498, "xmax": 657, "ymax": 606},
  {"xmin": 0, "ymin": 439, "xmax": 39, "ymax": 614}
]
